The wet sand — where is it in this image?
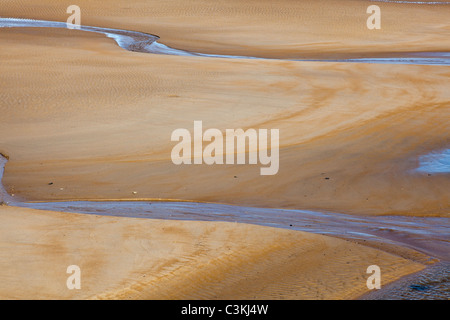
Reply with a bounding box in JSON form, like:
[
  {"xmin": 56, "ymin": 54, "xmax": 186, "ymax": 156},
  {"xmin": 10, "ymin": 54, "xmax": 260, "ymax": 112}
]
[
  {"xmin": 2, "ymin": 154, "xmax": 448, "ymax": 299},
  {"xmin": 0, "ymin": 0, "xmax": 449, "ymax": 299},
  {"xmin": 3, "ymin": 0, "xmax": 450, "ymax": 59},
  {"xmin": 0, "ymin": 25, "xmax": 449, "ymax": 216},
  {"xmin": 360, "ymin": 261, "xmax": 449, "ymax": 300},
  {"xmin": 0, "ymin": 205, "xmax": 425, "ymax": 299},
  {"xmin": 3, "ymin": 18, "xmax": 450, "ymax": 65}
]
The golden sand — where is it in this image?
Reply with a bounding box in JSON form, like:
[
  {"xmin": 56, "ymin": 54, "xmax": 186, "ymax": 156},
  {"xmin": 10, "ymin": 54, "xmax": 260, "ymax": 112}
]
[
  {"xmin": 3, "ymin": 0, "xmax": 450, "ymax": 58},
  {"xmin": 0, "ymin": 25, "xmax": 448, "ymax": 215},
  {"xmin": 0, "ymin": 0, "xmax": 448, "ymax": 299},
  {"xmin": 0, "ymin": 205, "xmax": 424, "ymax": 299}
]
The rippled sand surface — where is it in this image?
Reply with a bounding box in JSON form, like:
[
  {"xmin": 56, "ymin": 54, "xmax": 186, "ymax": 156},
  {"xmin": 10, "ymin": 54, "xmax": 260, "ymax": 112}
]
[
  {"xmin": 0, "ymin": 0, "xmax": 449, "ymax": 299},
  {"xmin": 1, "ymin": 26, "xmax": 449, "ymax": 216},
  {"xmin": 0, "ymin": 205, "xmax": 426, "ymax": 299}
]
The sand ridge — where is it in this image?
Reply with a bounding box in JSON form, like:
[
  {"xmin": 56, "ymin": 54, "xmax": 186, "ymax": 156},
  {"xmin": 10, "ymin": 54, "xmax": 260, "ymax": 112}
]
[
  {"xmin": 0, "ymin": 0, "xmax": 448, "ymax": 300},
  {"xmin": 0, "ymin": 26, "xmax": 448, "ymax": 215},
  {"xmin": 2, "ymin": 0, "xmax": 450, "ymax": 58},
  {"xmin": 0, "ymin": 205, "xmax": 425, "ymax": 300}
]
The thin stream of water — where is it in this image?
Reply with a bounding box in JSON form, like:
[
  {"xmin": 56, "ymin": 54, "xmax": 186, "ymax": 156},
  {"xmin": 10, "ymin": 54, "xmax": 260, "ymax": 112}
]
[{"xmin": 1, "ymin": 18, "xmax": 450, "ymax": 65}]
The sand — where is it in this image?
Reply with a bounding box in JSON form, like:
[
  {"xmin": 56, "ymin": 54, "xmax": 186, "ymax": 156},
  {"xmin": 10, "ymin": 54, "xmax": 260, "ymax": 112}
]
[
  {"xmin": 0, "ymin": 205, "xmax": 424, "ymax": 300},
  {"xmin": 0, "ymin": 0, "xmax": 448, "ymax": 299},
  {"xmin": 0, "ymin": 25, "xmax": 448, "ymax": 216},
  {"xmin": 3, "ymin": 0, "xmax": 450, "ymax": 58}
]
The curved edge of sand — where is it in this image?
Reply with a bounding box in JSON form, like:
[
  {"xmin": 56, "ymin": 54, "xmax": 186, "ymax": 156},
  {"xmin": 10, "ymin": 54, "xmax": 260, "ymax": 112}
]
[{"xmin": 0, "ymin": 205, "xmax": 425, "ymax": 300}]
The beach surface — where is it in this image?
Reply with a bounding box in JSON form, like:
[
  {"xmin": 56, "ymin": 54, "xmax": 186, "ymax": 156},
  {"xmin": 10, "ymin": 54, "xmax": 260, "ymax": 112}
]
[
  {"xmin": 0, "ymin": 0, "xmax": 448, "ymax": 299},
  {"xmin": 0, "ymin": 205, "xmax": 425, "ymax": 299}
]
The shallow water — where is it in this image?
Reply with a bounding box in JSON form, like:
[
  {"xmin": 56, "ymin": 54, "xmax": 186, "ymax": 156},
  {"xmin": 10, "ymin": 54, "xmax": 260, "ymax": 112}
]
[
  {"xmin": 0, "ymin": 17, "xmax": 159, "ymax": 52},
  {"xmin": 0, "ymin": 156, "xmax": 13, "ymax": 204},
  {"xmin": 1, "ymin": 17, "xmax": 450, "ymax": 65},
  {"xmin": 361, "ymin": 261, "xmax": 449, "ymax": 300},
  {"xmin": 11, "ymin": 199, "xmax": 449, "ymax": 260},
  {"xmin": 416, "ymin": 149, "xmax": 450, "ymax": 174}
]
